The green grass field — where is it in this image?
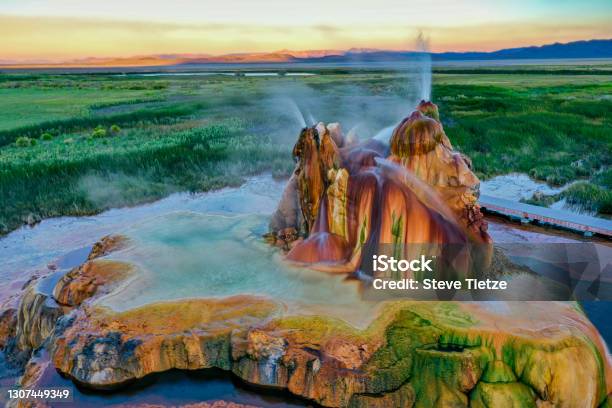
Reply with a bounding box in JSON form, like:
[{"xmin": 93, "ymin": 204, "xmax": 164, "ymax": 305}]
[{"xmin": 0, "ymin": 67, "xmax": 610, "ymax": 234}]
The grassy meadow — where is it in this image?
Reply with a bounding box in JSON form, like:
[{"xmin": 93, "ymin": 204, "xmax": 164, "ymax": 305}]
[{"xmin": 0, "ymin": 66, "xmax": 610, "ymax": 234}]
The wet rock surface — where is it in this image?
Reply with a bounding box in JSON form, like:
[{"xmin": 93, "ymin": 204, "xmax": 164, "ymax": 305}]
[
  {"xmin": 53, "ymin": 260, "xmax": 132, "ymax": 307},
  {"xmin": 49, "ymin": 290, "xmax": 612, "ymax": 407},
  {"xmin": 14, "ymin": 274, "xmax": 64, "ymax": 353},
  {"xmin": 87, "ymin": 235, "xmax": 128, "ymax": 261},
  {"xmin": 52, "ymin": 294, "xmax": 279, "ymax": 389}
]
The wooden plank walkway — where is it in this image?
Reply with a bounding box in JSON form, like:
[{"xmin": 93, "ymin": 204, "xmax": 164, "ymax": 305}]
[{"xmin": 479, "ymin": 194, "xmax": 612, "ymax": 237}]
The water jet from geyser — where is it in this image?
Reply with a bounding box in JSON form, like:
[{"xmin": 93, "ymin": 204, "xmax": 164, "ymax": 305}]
[
  {"xmin": 416, "ymin": 31, "xmax": 432, "ymax": 102},
  {"xmin": 267, "ymin": 100, "xmax": 491, "ymax": 274},
  {"xmin": 285, "ymin": 97, "xmax": 307, "ymax": 128}
]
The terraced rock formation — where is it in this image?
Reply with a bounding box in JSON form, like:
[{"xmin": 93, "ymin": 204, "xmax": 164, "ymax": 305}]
[{"xmin": 4, "ymin": 104, "xmax": 612, "ymax": 407}]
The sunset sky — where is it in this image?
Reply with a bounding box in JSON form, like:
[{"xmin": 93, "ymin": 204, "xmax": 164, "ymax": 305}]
[{"xmin": 1, "ymin": 0, "xmax": 611, "ymax": 62}]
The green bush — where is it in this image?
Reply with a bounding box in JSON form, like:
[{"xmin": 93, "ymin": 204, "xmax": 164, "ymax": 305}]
[
  {"xmin": 521, "ymin": 192, "xmax": 558, "ymax": 207},
  {"xmin": 92, "ymin": 126, "xmax": 107, "ymax": 138},
  {"xmin": 562, "ymin": 182, "xmax": 612, "ymax": 214},
  {"xmin": 528, "ymin": 166, "xmax": 575, "ymax": 186},
  {"xmin": 109, "ymin": 124, "xmax": 121, "ymax": 135},
  {"xmin": 594, "ymin": 168, "xmax": 612, "ymax": 189},
  {"xmin": 40, "ymin": 132, "xmax": 53, "ymax": 141},
  {"xmin": 15, "ymin": 136, "xmax": 34, "ymax": 147}
]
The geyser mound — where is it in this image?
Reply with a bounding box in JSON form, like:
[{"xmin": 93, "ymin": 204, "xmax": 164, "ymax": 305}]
[{"xmin": 268, "ymin": 101, "xmax": 491, "ymax": 273}]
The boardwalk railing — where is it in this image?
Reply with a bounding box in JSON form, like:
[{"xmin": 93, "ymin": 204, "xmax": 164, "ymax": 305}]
[{"xmin": 479, "ymin": 195, "xmax": 612, "ymax": 238}]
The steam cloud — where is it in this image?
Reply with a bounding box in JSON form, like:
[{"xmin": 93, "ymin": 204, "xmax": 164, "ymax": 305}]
[{"xmin": 255, "ymin": 31, "xmax": 435, "ymax": 148}]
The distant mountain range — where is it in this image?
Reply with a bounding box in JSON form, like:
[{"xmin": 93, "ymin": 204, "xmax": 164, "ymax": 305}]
[
  {"xmin": 2, "ymin": 39, "xmax": 611, "ymax": 68},
  {"xmin": 437, "ymin": 39, "xmax": 612, "ymax": 60},
  {"xmin": 308, "ymin": 39, "xmax": 612, "ymax": 63}
]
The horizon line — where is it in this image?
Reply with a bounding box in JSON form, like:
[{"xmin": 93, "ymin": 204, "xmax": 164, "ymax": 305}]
[{"xmin": 1, "ymin": 37, "xmax": 611, "ymax": 69}]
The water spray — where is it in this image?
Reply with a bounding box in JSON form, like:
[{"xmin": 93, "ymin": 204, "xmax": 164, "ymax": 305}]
[
  {"xmin": 285, "ymin": 98, "xmax": 307, "ymax": 128},
  {"xmin": 415, "ymin": 31, "xmax": 432, "ymax": 102}
]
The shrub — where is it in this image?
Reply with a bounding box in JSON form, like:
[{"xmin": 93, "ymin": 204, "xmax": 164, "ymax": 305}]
[
  {"xmin": 594, "ymin": 168, "xmax": 612, "ymax": 189},
  {"xmin": 562, "ymin": 182, "xmax": 612, "ymax": 214},
  {"xmin": 15, "ymin": 136, "xmax": 34, "ymax": 147},
  {"xmin": 109, "ymin": 124, "xmax": 121, "ymax": 135},
  {"xmin": 92, "ymin": 126, "xmax": 107, "ymax": 138},
  {"xmin": 521, "ymin": 192, "xmax": 557, "ymax": 207},
  {"xmin": 40, "ymin": 132, "xmax": 53, "ymax": 141},
  {"xmin": 529, "ymin": 166, "xmax": 575, "ymax": 186}
]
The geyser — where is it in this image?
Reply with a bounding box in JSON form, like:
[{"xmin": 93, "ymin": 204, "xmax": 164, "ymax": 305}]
[
  {"xmin": 268, "ymin": 100, "xmax": 491, "ymax": 273},
  {"xmin": 415, "ymin": 32, "xmax": 432, "ymax": 101}
]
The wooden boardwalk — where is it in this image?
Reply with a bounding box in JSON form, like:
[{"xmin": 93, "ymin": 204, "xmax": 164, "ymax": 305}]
[{"xmin": 479, "ymin": 195, "xmax": 612, "ymax": 238}]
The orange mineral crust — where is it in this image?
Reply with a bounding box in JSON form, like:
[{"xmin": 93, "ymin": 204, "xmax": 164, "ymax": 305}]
[{"xmin": 270, "ymin": 101, "xmax": 491, "ymax": 273}]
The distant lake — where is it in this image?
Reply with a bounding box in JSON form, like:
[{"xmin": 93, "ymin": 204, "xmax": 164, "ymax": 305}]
[
  {"xmin": 125, "ymin": 72, "xmax": 317, "ymax": 77},
  {"xmin": 132, "ymin": 58, "xmax": 612, "ymax": 72}
]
